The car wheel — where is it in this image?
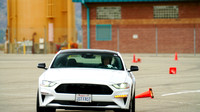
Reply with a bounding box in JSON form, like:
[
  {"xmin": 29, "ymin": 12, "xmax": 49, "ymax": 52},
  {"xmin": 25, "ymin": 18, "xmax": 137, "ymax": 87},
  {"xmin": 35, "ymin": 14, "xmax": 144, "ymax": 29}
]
[
  {"xmin": 36, "ymin": 90, "xmax": 56, "ymax": 112},
  {"xmin": 128, "ymin": 91, "xmax": 135, "ymax": 112},
  {"xmin": 129, "ymin": 92, "xmax": 135, "ymax": 112}
]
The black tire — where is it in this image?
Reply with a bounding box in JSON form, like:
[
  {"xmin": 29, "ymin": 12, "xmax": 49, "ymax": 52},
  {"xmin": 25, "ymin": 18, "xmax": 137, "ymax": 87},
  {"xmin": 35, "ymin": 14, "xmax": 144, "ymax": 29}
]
[
  {"xmin": 36, "ymin": 90, "xmax": 56, "ymax": 112},
  {"xmin": 130, "ymin": 92, "xmax": 135, "ymax": 112},
  {"xmin": 132, "ymin": 90, "xmax": 136, "ymax": 112}
]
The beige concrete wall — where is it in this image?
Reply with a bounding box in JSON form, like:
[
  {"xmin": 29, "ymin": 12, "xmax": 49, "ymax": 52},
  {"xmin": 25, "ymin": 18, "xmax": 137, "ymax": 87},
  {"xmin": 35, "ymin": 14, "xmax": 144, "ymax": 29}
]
[{"xmin": 7, "ymin": 0, "xmax": 77, "ymax": 53}]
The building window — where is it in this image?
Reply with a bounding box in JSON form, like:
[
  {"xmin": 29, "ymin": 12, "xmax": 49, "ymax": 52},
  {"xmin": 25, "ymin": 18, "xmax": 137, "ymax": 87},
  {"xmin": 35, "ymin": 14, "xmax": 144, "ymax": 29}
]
[
  {"xmin": 97, "ymin": 7, "xmax": 121, "ymax": 19},
  {"xmin": 96, "ymin": 24, "xmax": 112, "ymax": 41},
  {"xmin": 154, "ymin": 6, "xmax": 179, "ymax": 19}
]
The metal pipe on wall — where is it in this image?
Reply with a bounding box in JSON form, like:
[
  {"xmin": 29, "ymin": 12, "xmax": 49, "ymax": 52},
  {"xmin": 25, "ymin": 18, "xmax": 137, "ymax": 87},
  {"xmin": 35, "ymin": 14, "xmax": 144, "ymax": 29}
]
[
  {"xmin": 117, "ymin": 27, "xmax": 119, "ymax": 52},
  {"xmin": 82, "ymin": 0, "xmax": 90, "ymax": 49},
  {"xmin": 155, "ymin": 25, "xmax": 158, "ymax": 56},
  {"xmin": 194, "ymin": 25, "xmax": 196, "ymax": 56}
]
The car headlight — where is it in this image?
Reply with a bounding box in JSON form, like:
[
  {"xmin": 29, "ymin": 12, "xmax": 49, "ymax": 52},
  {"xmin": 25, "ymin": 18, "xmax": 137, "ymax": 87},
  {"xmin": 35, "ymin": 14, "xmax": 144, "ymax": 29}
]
[
  {"xmin": 112, "ymin": 83, "xmax": 130, "ymax": 89},
  {"xmin": 41, "ymin": 80, "xmax": 57, "ymax": 87}
]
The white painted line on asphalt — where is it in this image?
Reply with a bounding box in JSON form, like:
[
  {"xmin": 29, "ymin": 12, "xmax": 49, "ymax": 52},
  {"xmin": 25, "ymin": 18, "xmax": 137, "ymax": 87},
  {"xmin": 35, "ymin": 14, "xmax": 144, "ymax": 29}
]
[{"xmin": 162, "ymin": 90, "xmax": 200, "ymax": 96}]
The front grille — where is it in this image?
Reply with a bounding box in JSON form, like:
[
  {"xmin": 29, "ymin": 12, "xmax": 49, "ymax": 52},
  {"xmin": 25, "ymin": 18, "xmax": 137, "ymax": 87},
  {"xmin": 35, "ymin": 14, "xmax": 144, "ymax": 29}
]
[
  {"xmin": 51, "ymin": 100, "xmax": 117, "ymax": 106},
  {"xmin": 55, "ymin": 84, "xmax": 113, "ymax": 95}
]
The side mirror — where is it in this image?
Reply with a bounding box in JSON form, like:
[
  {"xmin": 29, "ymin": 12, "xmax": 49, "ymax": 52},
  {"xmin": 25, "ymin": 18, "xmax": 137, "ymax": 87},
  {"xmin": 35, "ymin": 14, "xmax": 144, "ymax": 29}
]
[
  {"xmin": 37, "ymin": 63, "xmax": 47, "ymax": 70},
  {"xmin": 129, "ymin": 66, "xmax": 139, "ymax": 72}
]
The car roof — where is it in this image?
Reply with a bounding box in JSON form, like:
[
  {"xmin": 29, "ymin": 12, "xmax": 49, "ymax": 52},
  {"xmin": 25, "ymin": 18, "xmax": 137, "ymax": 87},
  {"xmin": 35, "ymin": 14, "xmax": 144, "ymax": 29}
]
[{"xmin": 59, "ymin": 49, "xmax": 119, "ymax": 55}]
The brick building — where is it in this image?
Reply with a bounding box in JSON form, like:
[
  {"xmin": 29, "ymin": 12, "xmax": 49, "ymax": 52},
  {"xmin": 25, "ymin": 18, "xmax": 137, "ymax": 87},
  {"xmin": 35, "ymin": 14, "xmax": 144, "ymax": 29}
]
[{"xmin": 73, "ymin": 0, "xmax": 200, "ymax": 53}]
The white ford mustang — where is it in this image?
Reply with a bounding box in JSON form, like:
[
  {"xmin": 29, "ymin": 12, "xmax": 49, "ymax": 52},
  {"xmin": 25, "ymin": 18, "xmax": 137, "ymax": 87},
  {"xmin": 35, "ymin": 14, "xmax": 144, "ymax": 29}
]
[{"xmin": 37, "ymin": 49, "xmax": 138, "ymax": 112}]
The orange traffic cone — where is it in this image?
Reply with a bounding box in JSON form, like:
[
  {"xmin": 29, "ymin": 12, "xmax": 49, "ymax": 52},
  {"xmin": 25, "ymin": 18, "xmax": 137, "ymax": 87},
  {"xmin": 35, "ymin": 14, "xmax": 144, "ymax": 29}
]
[
  {"xmin": 169, "ymin": 67, "xmax": 176, "ymax": 74},
  {"xmin": 132, "ymin": 54, "xmax": 137, "ymax": 63},
  {"xmin": 135, "ymin": 88, "xmax": 154, "ymax": 99},
  {"xmin": 175, "ymin": 52, "xmax": 178, "ymax": 61},
  {"xmin": 137, "ymin": 58, "xmax": 141, "ymax": 63}
]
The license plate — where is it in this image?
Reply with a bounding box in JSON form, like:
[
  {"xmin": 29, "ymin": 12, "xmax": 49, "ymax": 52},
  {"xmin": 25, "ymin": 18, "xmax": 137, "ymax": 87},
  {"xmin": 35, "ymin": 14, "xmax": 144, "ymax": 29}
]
[{"xmin": 75, "ymin": 94, "xmax": 92, "ymax": 102}]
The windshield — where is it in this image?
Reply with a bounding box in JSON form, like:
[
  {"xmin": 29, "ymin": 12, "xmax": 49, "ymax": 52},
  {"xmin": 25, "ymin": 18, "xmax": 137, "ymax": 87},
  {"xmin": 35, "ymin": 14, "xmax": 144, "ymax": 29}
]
[{"xmin": 51, "ymin": 52, "xmax": 124, "ymax": 70}]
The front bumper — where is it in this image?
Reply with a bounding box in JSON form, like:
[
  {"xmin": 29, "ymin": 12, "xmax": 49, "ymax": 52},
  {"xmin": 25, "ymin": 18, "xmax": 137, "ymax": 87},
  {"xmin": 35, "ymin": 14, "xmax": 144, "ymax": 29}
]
[{"xmin": 39, "ymin": 84, "xmax": 133, "ymax": 110}]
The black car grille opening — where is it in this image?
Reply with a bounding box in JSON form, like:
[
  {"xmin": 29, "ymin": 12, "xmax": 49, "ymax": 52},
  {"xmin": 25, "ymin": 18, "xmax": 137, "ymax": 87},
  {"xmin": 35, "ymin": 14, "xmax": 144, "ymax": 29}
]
[
  {"xmin": 41, "ymin": 95, "xmax": 45, "ymax": 102},
  {"xmin": 55, "ymin": 84, "xmax": 113, "ymax": 95},
  {"xmin": 51, "ymin": 100, "xmax": 117, "ymax": 106}
]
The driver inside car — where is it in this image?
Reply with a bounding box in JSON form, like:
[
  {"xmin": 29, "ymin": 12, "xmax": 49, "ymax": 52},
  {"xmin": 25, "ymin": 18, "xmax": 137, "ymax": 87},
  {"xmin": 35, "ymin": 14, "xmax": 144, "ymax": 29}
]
[{"xmin": 100, "ymin": 56, "xmax": 117, "ymax": 69}]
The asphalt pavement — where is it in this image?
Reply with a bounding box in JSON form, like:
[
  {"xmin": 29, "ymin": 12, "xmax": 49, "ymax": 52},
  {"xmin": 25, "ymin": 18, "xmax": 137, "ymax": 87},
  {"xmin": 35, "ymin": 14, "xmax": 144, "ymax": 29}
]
[{"xmin": 0, "ymin": 52, "xmax": 200, "ymax": 112}]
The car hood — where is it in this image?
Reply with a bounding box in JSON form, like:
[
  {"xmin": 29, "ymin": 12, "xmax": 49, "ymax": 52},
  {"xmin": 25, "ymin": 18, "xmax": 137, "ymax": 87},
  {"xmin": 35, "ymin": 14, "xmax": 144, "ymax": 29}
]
[{"xmin": 42, "ymin": 68, "xmax": 128, "ymax": 84}]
